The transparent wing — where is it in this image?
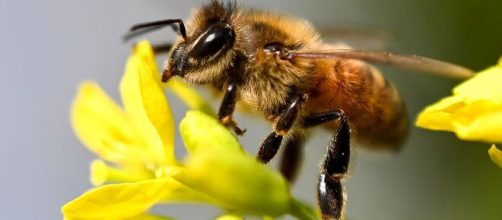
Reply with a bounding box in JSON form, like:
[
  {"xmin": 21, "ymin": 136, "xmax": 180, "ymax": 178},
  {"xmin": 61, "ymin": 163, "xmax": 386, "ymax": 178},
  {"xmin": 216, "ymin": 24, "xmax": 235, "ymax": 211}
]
[
  {"xmin": 284, "ymin": 49, "xmax": 475, "ymax": 79},
  {"xmin": 317, "ymin": 26, "xmax": 393, "ymax": 51}
]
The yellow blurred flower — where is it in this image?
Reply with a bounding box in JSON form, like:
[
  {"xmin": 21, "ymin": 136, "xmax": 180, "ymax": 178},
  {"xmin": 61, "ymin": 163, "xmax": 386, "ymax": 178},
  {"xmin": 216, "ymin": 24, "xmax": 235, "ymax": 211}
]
[
  {"xmin": 62, "ymin": 41, "xmax": 316, "ymax": 220},
  {"xmin": 489, "ymin": 145, "xmax": 502, "ymax": 169},
  {"xmin": 416, "ymin": 57, "xmax": 502, "ymax": 168}
]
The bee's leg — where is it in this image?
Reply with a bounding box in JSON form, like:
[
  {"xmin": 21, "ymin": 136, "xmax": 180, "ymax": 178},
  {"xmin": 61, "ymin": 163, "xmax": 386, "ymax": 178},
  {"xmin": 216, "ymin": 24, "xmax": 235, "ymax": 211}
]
[
  {"xmin": 218, "ymin": 83, "xmax": 246, "ymax": 135},
  {"xmin": 303, "ymin": 110, "xmax": 349, "ymax": 220},
  {"xmin": 257, "ymin": 95, "xmax": 305, "ymax": 163},
  {"xmin": 279, "ymin": 134, "xmax": 306, "ymax": 183},
  {"xmin": 152, "ymin": 42, "xmax": 173, "ymax": 54}
]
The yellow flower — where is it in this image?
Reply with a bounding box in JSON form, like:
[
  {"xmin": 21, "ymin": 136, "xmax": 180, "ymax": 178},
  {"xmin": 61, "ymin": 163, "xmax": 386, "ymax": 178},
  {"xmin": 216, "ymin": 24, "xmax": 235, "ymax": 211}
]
[
  {"xmin": 62, "ymin": 41, "xmax": 316, "ymax": 220},
  {"xmin": 416, "ymin": 57, "xmax": 502, "ymax": 167},
  {"xmin": 489, "ymin": 145, "xmax": 502, "ymax": 169}
]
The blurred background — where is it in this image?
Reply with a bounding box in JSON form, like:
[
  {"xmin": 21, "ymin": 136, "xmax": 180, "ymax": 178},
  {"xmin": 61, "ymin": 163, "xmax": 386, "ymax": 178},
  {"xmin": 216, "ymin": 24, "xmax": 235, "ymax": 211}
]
[{"xmin": 1, "ymin": 0, "xmax": 501, "ymax": 219}]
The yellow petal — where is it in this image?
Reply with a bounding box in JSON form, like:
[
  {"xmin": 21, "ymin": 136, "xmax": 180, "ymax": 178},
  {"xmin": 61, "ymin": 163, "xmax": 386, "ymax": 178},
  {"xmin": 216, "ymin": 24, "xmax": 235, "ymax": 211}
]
[
  {"xmin": 181, "ymin": 152, "xmax": 291, "ymax": 217},
  {"xmin": 165, "ymin": 77, "xmax": 215, "ymax": 116},
  {"xmin": 126, "ymin": 214, "xmax": 174, "ymax": 220},
  {"xmin": 418, "ymin": 98, "xmax": 502, "ymax": 143},
  {"xmin": 63, "ymin": 180, "xmax": 167, "ymax": 220},
  {"xmin": 90, "ymin": 159, "xmax": 109, "ymax": 186},
  {"xmin": 451, "ymin": 100, "xmax": 502, "ymax": 142},
  {"xmin": 489, "ymin": 145, "xmax": 502, "ymax": 168},
  {"xmin": 179, "ymin": 111, "xmax": 242, "ymax": 155},
  {"xmin": 62, "ymin": 178, "xmax": 205, "ymax": 220},
  {"xmin": 453, "ymin": 62, "xmax": 502, "ymax": 102},
  {"xmin": 416, "ymin": 96, "xmax": 465, "ymax": 131},
  {"xmin": 90, "ymin": 160, "xmax": 153, "ymax": 186},
  {"xmin": 215, "ymin": 214, "xmax": 243, "ymax": 220},
  {"xmin": 71, "ymin": 82, "xmax": 155, "ymax": 167},
  {"xmin": 120, "ymin": 41, "xmax": 176, "ymax": 165},
  {"xmin": 416, "ymin": 59, "xmax": 502, "ymax": 143}
]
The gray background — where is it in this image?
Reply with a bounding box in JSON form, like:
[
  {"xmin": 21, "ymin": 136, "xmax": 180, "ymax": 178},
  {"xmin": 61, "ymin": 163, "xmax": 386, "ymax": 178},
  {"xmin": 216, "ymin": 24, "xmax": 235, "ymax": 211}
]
[{"xmin": 1, "ymin": 0, "xmax": 502, "ymax": 219}]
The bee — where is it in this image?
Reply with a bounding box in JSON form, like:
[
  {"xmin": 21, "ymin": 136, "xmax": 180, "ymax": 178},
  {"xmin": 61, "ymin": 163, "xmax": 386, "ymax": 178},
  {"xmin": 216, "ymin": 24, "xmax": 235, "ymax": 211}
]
[{"xmin": 125, "ymin": 1, "xmax": 474, "ymax": 219}]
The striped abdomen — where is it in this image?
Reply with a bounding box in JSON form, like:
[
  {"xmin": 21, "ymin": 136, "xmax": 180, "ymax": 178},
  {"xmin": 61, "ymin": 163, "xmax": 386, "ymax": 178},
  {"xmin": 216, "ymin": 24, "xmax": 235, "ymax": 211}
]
[{"xmin": 306, "ymin": 58, "xmax": 409, "ymax": 150}]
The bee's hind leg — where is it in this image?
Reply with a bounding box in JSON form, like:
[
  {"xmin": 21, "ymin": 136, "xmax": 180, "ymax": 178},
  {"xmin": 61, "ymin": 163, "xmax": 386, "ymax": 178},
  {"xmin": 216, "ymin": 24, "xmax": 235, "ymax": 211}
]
[
  {"xmin": 302, "ymin": 110, "xmax": 350, "ymax": 220},
  {"xmin": 279, "ymin": 135, "xmax": 306, "ymax": 183}
]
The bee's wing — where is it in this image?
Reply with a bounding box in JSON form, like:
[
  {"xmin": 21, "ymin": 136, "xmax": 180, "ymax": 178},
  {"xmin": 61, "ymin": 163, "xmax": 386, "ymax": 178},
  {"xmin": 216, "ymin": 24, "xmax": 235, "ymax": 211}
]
[
  {"xmin": 285, "ymin": 49, "xmax": 475, "ymax": 79},
  {"xmin": 317, "ymin": 26, "xmax": 393, "ymax": 51}
]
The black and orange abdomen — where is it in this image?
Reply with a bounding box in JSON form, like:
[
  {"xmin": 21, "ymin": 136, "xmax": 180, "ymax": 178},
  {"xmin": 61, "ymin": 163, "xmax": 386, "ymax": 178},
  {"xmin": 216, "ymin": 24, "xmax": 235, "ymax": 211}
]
[{"xmin": 306, "ymin": 58, "xmax": 409, "ymax": 150}]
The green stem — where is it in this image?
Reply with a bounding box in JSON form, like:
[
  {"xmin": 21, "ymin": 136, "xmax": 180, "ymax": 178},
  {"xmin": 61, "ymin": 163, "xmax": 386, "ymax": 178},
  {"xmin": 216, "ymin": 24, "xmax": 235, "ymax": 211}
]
[{"xmin": 289, "ymin": 198, "xmax": 318, "ymax": 220}]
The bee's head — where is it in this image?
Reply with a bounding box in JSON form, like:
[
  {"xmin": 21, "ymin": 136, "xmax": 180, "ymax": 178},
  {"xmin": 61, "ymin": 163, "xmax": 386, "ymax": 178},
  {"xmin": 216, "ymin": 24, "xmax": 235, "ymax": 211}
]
[
  {"xmin": 124, "ymin": 1, "xmax": 240, "ymax": 84},
  {"xmin": 163, "ymin": 22, "xmax": 236, "ymax": 84}
]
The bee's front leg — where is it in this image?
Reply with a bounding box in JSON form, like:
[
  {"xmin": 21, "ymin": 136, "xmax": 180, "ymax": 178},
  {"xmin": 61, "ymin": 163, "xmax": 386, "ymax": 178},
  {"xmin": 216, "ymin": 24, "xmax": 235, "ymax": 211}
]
[
  {"xmin": 218, "ymin": 83, "xmax": 246, "ymax": 135},
  {"xmin": 256, "ymin": 95, "xmax": 306, "ymax": 163}
]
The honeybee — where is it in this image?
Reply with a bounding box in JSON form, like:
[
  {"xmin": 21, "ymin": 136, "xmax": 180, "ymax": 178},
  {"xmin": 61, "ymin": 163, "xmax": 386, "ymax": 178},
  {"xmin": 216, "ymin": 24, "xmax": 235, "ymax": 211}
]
[{"xmin": 125, "ymin": 1, "xmax": 474, "ymax": 219}]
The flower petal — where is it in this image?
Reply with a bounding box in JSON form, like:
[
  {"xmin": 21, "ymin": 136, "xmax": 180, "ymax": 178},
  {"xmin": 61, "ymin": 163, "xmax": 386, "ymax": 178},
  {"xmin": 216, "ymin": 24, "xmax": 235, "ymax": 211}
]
[
  {"xmin": 71, "ymin": 82, "xmax": 156, "ymax": 167},
  {"xmin": 90, "ymin": 160, "xmax": 153, "ymax": 186},
  {"xmin": 416, "ymin": 96, "xmax": 465, "ymax": 131},
  {"xmin": 450, "ymin": 100, "xmax": 502, "ymax": 142},
  {"xmin": 90, "ymin": 159, "xmax": 109, "ymax": 186},
  {"xmin": 179, "ymin": 111, "xmax": 242, "ymax": 155},
  {"xmin": 453, "ymin": 60, "xmax": 502, "ymax": 102},
  {"xmin": 126, "ymin": 214, "xmax": 174, "ymax": 220},
  {"xmin": 62, "ymin": 178, "xmax": 207, "ymax": 220},
  {"xmin": 165, "ymin": 78, "xmax": 215, "ymax": 116},
  {"xmin": 215, "ymin": 214, "xmax": 243, "ymax": 220},
  {"xmin": 489, "ymin": 145, "xmax": 502, "ymax": 168},
  {"xmin": 63, "ymin": 180, "xmax": 167, "ymax": 220},
  {"xmin": 120, "ymin": 41, "xmax": 176, "ymax": 165},
  {"xmin": 180, "ymin": 152, "xmax": 291, "ymax": 217},
  {"xmin": 416, "ymin": 59, "xmax": 502, "ymax": 143}
]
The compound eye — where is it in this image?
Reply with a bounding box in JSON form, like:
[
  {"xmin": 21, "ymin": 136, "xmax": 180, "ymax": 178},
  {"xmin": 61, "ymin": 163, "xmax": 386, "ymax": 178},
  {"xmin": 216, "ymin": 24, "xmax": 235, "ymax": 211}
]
[{"xmin": 190, "ymin": 23, "xmax": 235, "ymax": 59}]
